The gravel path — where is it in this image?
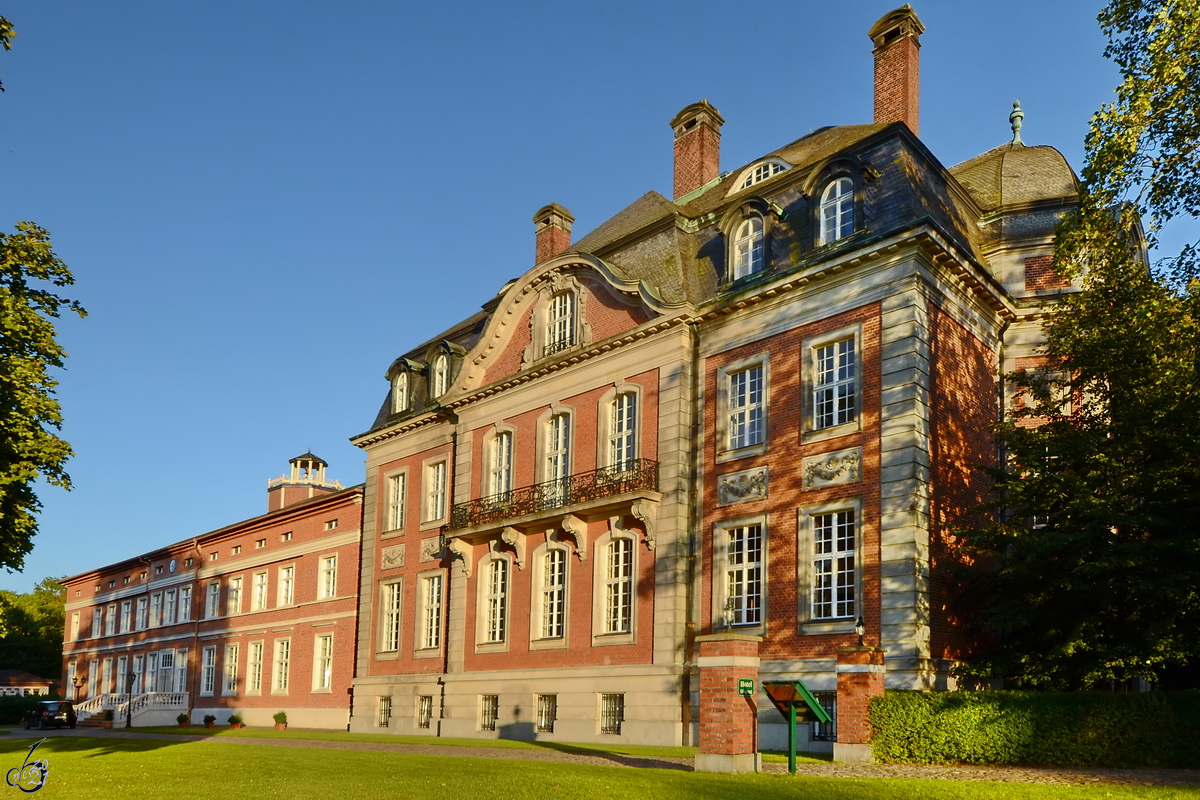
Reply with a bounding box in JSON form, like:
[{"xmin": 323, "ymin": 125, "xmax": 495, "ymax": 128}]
[{"xmin": 9, "ymin": 728, "xmax": 1197, "ymax": 785}]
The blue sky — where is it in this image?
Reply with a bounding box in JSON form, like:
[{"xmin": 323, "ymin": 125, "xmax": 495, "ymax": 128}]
[{"xmin": 0, "ymin": 1, "xmax": 1154, "ymax": 590}]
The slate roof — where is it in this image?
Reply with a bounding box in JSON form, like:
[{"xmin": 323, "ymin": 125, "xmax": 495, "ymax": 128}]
[
  {"xmin": 949, "ymin": 143, "xmax": 1079, "ymax": 212},
  {"xmin": 0, "ymin": 670, "xmax": 56, "ymax": 686}
]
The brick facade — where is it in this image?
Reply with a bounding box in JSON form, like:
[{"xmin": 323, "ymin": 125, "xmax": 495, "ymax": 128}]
[{"xmin": 1024, "ymin": 255, "xmax": 1069, "ymax": 291}]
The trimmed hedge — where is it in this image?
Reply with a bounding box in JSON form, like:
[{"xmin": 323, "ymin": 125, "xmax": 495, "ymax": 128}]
[
  {"xmin": 0, "ymin": 693, "xmax": 61, "ymax": 726},
  {"xmin": 870, "ymin": 689, "xmax": 1200, "ymax": 768}
]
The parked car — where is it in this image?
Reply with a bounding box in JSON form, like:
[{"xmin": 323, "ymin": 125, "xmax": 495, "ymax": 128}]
[{"xmin": 23, "ymin": 701, "xmax": 76, "ymax": 730}]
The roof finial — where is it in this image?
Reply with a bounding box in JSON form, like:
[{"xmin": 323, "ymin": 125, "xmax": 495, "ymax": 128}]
[{"xmin": 1009, "ymin": 100, "xmax": 1024, "ymax": 145}]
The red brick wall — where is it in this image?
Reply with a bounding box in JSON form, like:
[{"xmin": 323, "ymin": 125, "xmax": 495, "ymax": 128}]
[
  {"xmin": 701, "ymin": 303, "xmax": 883, "ymax": 660},
  {"xmin": 536, "ymin": 226, "xmax": 571, "ymax": 265},
  {"xmin": 835, "ymin": 648, "xmax": 884, "ymax": 745},
  {"xmin": 674, "ymin": 123, "xmax": 721, "ymax": 200},
  {"xmin": 874, "ymin": 36, "xmax": 920, "ymax": 136},
  {"xmin": 928, "ymin": 305, "xmax": 996, "ymax": 660},
  {"xmin": 1024, "ymin": 255, "xmax": 1068, "ymax": 291},
  {"xmin": 697, "ymin": 637, "xmax": 760, "ymax": 756}
]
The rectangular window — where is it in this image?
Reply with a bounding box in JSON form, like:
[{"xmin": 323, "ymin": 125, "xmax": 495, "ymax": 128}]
[
  {"xmin": 120, "ymin": 601, "xmax": 132, "ymax": 634},
  {"xmin": 273, "ymin": 640, "xmax": 290, "ymax": 693},
  {"xmin": 101, "ymin": 658, "xmax": 113, "ymax": 694},
  {"xmin": 66, "ymin": 662, "xmax": 77, "ymax": 694},
  {"xmin": 132, "ymin": 655, "xmax": 143, "ymax": 695},
  {"xmin": 135, "ymin": 597, "xmax": 147, "ymax": 630},
  {"xmin": 149, "ymin": 594, "xmax": 162, "ymax": 627},
  {"xmin": 386, "ymin": 474, "xmax": 405, "ymax": 531},
  {"xmin": 279, "ymin": 566, "xmax": 294, "ymax": 606},
  {"xmin": 70, "ymin": 612, "xmax": 80, "ymax": 641},
  {"xmin": 313, "ymin": 634, "xmax": 333, "ymax": 690},
  {"xmin": 545, "ymin": 292, "xmax": 575, "ymax": 355},
  {"xmin": 232, "ymin": 545, "xmax": 242, "ymax": 555},
  {"xmin": 814, "ymin": 339, "xmax": 856, "ymax": 429},
  {"xmin": 320, "ymin": 555, "xmax": 337, "ymax": 599},
  {"xmin": 604, "ymin": 539, "xmax": 633, "ymax": 634},
  {"xmin": 227, "ymin": 577, "xmax": 242, "ymax": 616},
  {"xmin": 209, "ymin": 551, "xmax": 219, "ymax": 562},
  {"xmin": 421, "ymin": 575, "xmax": 443, "ymax": 650},
  {"xmin": 425, "ymin": 462, "xmax": 447, "ymax": 522},
  {"xmin": 248, "ymin": 642, "xmax": 264, "ymax": 694},
  {"xmin": 206, "ymin": 581, "xmax": 220, "ymax": 618},
  {"xmin": 489, "ymin": 432, "xmax": 513, "ymax": 498},
  {"xmin": 252, "ymin": 572, "xmax": 268, "ymax": 611},
  {"xmin": 727, "ymin": 366, "xmax": 764, "ymax": 450},
  {"xmin": 726, "ymin": 525, "xmax": 763, "ymax": 626},
  {"xmin": 380, "ymin": 582, "xmax": 402, "ymax": 652},
  {"xmin": 325, "ymin": 519, "xmax": 338, "ymax": 530},
  {"xmin": 164, "ymin": 590, "xmax": 176, "ymax": 625},
  {"xmin": 104, "ymin": 604, "xmax": 116, "ymax": 636},
  {"xmin": 545, "ymin": 414, "xmax": 571, "ymax": 507},
  {"xmin": 200, "ymin": 646, "xmax": 216, "ymax": 696},
  {"xmin": 223, "ymin": 644, "xmax": 239, "ymax": 695},
  {"xmin": 116, "ymin": 655, "xmax": 127, "ymax": 695},
  {"xmin": 417, "ymin": 695, "xmax": 433, "ymax": 729},
  {"xmin": 484, "ymin": 560, "xmax": 508, "ymax": 643},
  {"xmin": 480, "ymin": 694, "xmax": 499, "ymax": 732},
  {"xmin": 536, "ymin": 694, "xmax": 557, "ymax": 733},
  {"xmin": 609, "ymin": 393, "xmax": 637, "ymax": 471},
  {"xmin": 377, "ymin": 696, "xmax": 392, "ymax": 728},
  {"xmin": 86, "ymin": 659, "xmax": 97, "ymax": 697},
  {"xmin": 145, "ymin": 653, "xmax": 157, "ymax": 693},
  {"xmin": 812, "ymin": 510, "xmax": 856, "ymax": 620},
  {"xmin": 256, "ymin": 539, "xmax": 266, "ymax": 549},
  {"xmin": 281, "ymin": 531, "xmax": 292, "ymax": 542},
  {"xmin": 92, "ymin": 608, "xmax": 102, "ymax": 638},
  {"xmin": 601, "ymin": 694, "xmax": 625, "ymax": 735},
  {"xmin": 541, "ymin": 549, "xmax": 566, "ymax": 639},
  {"xmin": 812, "ymin": 692, "xmax": 837, "ymax": 741},
  {"xmin": 173, "ymin": 649, "xmax": 187, "ymax": 694},
  {"xmin": 179, "ymin": 586, "xmax": 192, "ymax": 622}
]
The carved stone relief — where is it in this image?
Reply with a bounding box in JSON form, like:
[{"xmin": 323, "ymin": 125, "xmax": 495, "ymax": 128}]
[
  {"xmin": 419, "ymin": 537, "xmax": 443, "ymax": 563},
  {"xmin": 802, "ymin": 447, "xmax": 863, "ymax": 490},
  {"xmin": 381, "ymin": 543, "xmax": 406, "ymax": 571},
  {"xmin": 717, "ymin": 467, "xmax": 768, "ymax": 506}
]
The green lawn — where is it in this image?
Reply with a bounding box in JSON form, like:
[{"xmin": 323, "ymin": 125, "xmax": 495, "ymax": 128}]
[{"xmin": 3, "ymin": 736, "xmax": 1197, "ymax": 799}]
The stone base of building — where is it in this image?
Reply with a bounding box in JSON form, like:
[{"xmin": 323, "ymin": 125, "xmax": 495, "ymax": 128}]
[
  {"xmin": 833, "ymin": 742, "xmax": 874, "ymax": 763},
  {"xmin": 694, "ymin": 752, "xmax": 761, "ymax": 774}
]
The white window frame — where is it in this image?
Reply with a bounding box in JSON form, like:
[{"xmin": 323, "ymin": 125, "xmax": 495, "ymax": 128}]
[
  {"xmin": 417, "ymin": 572, "xmax": 443, "ymax": 653},
  {"xmin": 716, "ymin": 354, "xmax": 769, "ymax": 461},
  {"xmin": 86, "ymin": 659, "xmax": 97, "ymax": 698},
  {"xmin": 541, "ymin": 410, "xmax": 573, "ymax": 508},
  {"xmin": 592, "ymin": 531, "xmax": 636, "ymax": 645},
  {"xmin": 92, "ymin": 608, "xmax": 102, "ymax": 638},
  {"xmin": 105, "ymin": 604, "xmax": 116, "ymax": 636},
  {"xmin": 320, "ymin": 554, "xmax": 338, "ymax": 599},
  {"xmin": 819, "ymin": 177, "xmax": 855, "ymax": 245},
  {"xmin": 101, "ymin": 658, "xmax": 113, "ymax": 694},
  {"xmin": 223, "ymin": 643, "xmax": 239, "ymax": 696},
  {"xmin": 422, "ymin": 458, "xmax": 448, "ymax": 526},
  {"xmin": 272, "ymin": 639, "xmax": 290, "ymax": 694},
  {"xmin": 119, "ymin": 601, "xmax": 132, "ymax": 634},
  {"xmin": 163, "ymin": 591, "xmax": 176, "ymax": 625},
  {"xmin": 312, "ymin": 634, "xmax": 333, "ymax": 691},
  {"xmin": 797, "ymin": 498, "xmax": 864, "ymax": 634},
  {"xmin": 227, "ymin": 576, "xmax": 242, "ymax": 616},
  {"xmin": 732, "ymin": 216, "xmax": 764, "ymax": 279},
  {"xmin": 131, "ymin": 655, "xmax": 143, "ymax": 695},
  {"xmin": 383, "ymin": 470, "xmax": 406, "ymax": 533},
  {"xmin": 432, "ymin": 352, "xmax": 450, "ymax": 397},
  {"xmin": 477, "ymin": 557, "xmax": 509, "ymax": 649},
  {"xmin": 247, "ymin": 641, "xmax": 264, "ymax": 695},
  {"xmin": 533, "ymin": 546, "xmax": 568, "ymax": 645},
  {"xmin": 730, "ymin": 157, "xmax": 791, "ymax": 193},
  {"xmin": 252, "ymin": 572, "xmax": 268, "ymax": 611},
  {"xmin": 70, "ymin": 612, "xmax": 80, "ymax": 641},
  {"xmin": 135, "ymin": 598, "xmax": 147, "ymax": 631},
  {"xmin": 116, "ymin": 655, "xmax": 127, "ymax": 695},
  {"xmin": 713, "ymin": 515, "xmax": 768, "ymax": 634},
  {"xmin": 487, "ymin": 428, "xmax": 514, "ymax": 499},
  {"xmin": 149, "ymin": 593, "xmax": 161, "ymax": 628},
  {"xmin": 179, "ymin": 586, "xmax": 191, "ymax": 622},
  {"xmin": 544, "ymin": 291, "xmax": 576, "ymax": 355},
  {"xmin": 200, "ymin": 646, "xmax": 216, "ymax": 697},
  {"xmin": 608, "ymin": 392, "xmax": 638, "ymax": 472},
  {"xmin": 378, "ymin": 579, "xmax": 403, "ymax": 655},
  {"xmin": 391, "ymin": 369, "xmax": 409, "ymax": 414},
  {"xmin": 278, "ymin": 565, "xmax": 295, "ymax": 606},
  {"xmin": 173, "ymin": 648, "xmax": 188, "ymax": 694},
  {"xmin": 206, "ymin": 581, "xmax": 220, "ymax": 618},
  {"xmin": 803, "ymin": 324, "xmax": 863, "ymax": 443}
]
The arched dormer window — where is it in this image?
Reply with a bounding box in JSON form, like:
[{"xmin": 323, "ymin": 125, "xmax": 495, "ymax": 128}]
[
  {"xmin": 545, "ymin": 291, "xmax": 576, "ymax": 356},
  {"xmin": 733, "ymin": 217, "xmax": 764, "ymax": 280},
  {"xmin": 728, "ymin": 158, "xmax": 792, "ymax": 196},
  {"xmin": 432, "ymin": 352, "xmax": 449, "ymax": 397},
  {"xmin": 819, "ymin": 177, "xmax": 854, "ymax": 245},
  {"xmin": 391, "ymin": 371, "xmax": 409, "ymax": 414}
]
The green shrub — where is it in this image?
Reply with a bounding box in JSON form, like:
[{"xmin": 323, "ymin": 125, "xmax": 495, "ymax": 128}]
[
  {"xmin": 273, "ymin": 711, "xmax": 287, "ymax": 725},
  {"xmin": 870, "ymin": 690, "xmax": 1200, "ymax": 768},
  {"xmin": 227, "ymin": 714, "xmax": 243, "ymax": 725}
]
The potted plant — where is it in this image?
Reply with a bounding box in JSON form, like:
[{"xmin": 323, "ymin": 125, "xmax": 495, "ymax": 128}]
[
  {"xmin": 102, "ymin": 709, "xmax": 114, "ymax": 729},
  {"xmin": 227, "ymin": 713, "xmax": 243, "ymax": 730},
  {"xmin": 272, "ymin": 711, "xmax": 287, "ymax": 731},
  {"xmin": 203, "ymin": 714, "xmax": 216, "ymax": 729},
  {"xmin": 177, "ymin": 712, "xmax": 190, "ymax": 728}
]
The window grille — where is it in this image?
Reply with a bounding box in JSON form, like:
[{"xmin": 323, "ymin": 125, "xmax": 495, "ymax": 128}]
[
  {"xmin": 733, "ymin": 216, "xmax": 764, "ymax": 279},
  {"xmin": 727, "ymin": 367, "xmax": 764, "ymax": 449},
  {"xmin": 812, "ymin": 691, "xmax": 837, "ymax": 741},
  {"xmin": 541, "ymin": 550, "xmax": 566, "ymax": 639},
  {"xmin": 279, "ymin": 566, "xmax": 295, "ymax": 606},
  {"xmin": 820, "ymin": 177, "xmax": 854, "ymax": 244},
  {"xmin": 480, "ymin": 695, "xmax": 498, "ymax": 732},
  {"xmin": 536, "ymin": 694, "xmax": 557, "ymax": 733},
  {"xmin": 163, "ymin": 592, "xmax": 175, "ymax": 625},
  {"xmin": 739, "ymin": 161, "xmax": 787, "ymax": 189},
  {"xmin": 248, "ymin": 642, "xmax": 264, "ymax": 693},
  {"xmin": 601, "ymin": 694, "xmax": 624, "ymax": 735},
  {"xmin": 273, "ymin": 640, "xmax": 290, "ymax": 692},
  {"xmin": 489, "ymin": 432, "xmax": 513, "ymax": 498},
  {"xmin": 207, "ymin": 582, "xmax": 220, "ymax": 618},
  {"xmin": 604, "ymin": 539, "xmax": 633, "ymax": 633},
  {"xmin": 377, "ymin": 696, "xmax": 392, "ymax": 728},
  {"xmin": 252, "ymin": 572, "xmax": 268, "ymax": 610},
  {"xmin": 426, "ymin": 462, "xmax": 447, "ymax": 522},
  {"xmin": 417, "ymin": 695, "xmax": 433, "ymax": 729},
  {"xmin": 484, "ymin": 560, "xmax": 508, "ymax": 643},
  {"xmin": 814, "ymin": 338, "xmax": 856, "ymax": 429},
  {"xmin": 726, "ymin": 525, "xmax": 763, "ymax": 625},
  {"xmin": 227, "ymin": 577, "xmax": 242, "ymax": 616},
  {"xmin": 201, "ymin": 647, "xmax": 216, "ymax": 695},
  {"xmin": 812, "ymin": 510, "xmax": 856, "ymax": 619}
]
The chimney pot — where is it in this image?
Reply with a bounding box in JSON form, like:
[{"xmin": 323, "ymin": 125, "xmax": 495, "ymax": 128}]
[
  {"xmin": 869, "ymin": 5, "xmax": 924, "ymax": 136},
  {"xmin": 670, "ymin": 100, "xmax": 724, "ymax": 201},
  {"xmin": 533, "ymin": 203, "xmax": 574, "ymax": 264}
]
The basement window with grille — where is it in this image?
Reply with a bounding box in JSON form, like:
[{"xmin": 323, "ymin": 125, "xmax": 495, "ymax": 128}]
[
  {"xmin": 480, "ymin": 695, "xmax": 498, "ymax": 732},
  {"xmin": 377, "ymin": 696, "xmax": 392, "ymax": 728},
  {"xmin": 601, "ymin": 694, "xmax": 624, "ymax": 735},
  {"xmin": 536, "ymin": 694, "xmax": 557, "ymax": 733},
  {"xmin": 811, "ymin": 691, "xmax": 837, "ymax": 741}
]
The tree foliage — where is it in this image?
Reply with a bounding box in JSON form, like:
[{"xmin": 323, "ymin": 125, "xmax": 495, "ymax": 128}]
[
  {"xmin": 0, "ymin": 577, "xmax": 65, "ymax": 679},
  {"xmin": 958, "ymin": 0, "xmax": 1200, "ymax": 689},
  {"xmin": 0, "ymin": 16, "xmax": 12, "ymax": 92}
]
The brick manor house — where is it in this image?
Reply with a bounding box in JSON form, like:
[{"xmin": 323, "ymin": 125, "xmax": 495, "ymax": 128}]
[{"xmin": 64, "ymin": 6, "xmax": 1079, "ymax": 750}]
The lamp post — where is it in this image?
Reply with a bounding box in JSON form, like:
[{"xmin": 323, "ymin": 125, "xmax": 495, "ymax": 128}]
[
  {"xmin": 125, "ymin": 672, "xmax": 136, "ymax": 729},
  {"xmin": 854, "ymin": 615, "xmax": 866, "ymax": 647},
  {"xmin": 71, "ymin": 676, "xmax": 84, "ymax": 702}
]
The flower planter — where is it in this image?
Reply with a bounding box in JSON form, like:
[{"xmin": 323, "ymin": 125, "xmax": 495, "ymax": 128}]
[
  {"xmin": 102, "ymin": 721, "xmax": 112, "ymax": 730},
  {"xmin": 205, "ymin": 722, "xmax": 215, "ymax": 728},
  {"xmin": 229, "ymin": 723, "xmax": 243, "ymax": 730},
  {"xmin": 274, "ymin": 723, "xmax": 286, "ymax": 731},
  {"xmin": 178, "ymin": 721, "xmax": 190, "ymax": 728}
]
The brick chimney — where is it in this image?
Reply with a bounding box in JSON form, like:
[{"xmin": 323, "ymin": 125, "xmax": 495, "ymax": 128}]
[
  {"xmin": 869, "ymin": 5, "xmax": 924, "ymax": 136},
  {"xmin": 671, "ymin": 100, "xmax": 724, "ymax": 201},
  {"xmin": 533, "ymin": 203, "xmax": 574, "ymax": 264}
]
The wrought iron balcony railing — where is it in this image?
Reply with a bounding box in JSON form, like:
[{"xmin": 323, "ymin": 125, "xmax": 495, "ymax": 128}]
[{"xmin": 450, "ymin": 459, "xmax": 659, "ymax": 530}]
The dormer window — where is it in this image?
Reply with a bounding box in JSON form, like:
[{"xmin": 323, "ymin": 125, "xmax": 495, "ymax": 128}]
[
  {"xmin": 391, "ymin": 371, "xmax": 409, "ymax": 414},
  {"xmin": 545, "ymin": 292, "xmax": 576, "ymax": 356},
  {"xmin": 819, "ymin": 177, "xmax": 854, "ymax": 245},
  {"xmin": 728, "ymin": 158, "xmax": 792, "ymax": 197},
  {"xmin": 432, "ymin": 353, "xmax": 449, "ymax": 397},
  {"xmin": 732, "ymin": 217, "xmax": 764, "ymax": 279}
]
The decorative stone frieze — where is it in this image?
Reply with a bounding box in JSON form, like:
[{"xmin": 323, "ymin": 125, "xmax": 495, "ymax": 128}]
[
  {"xmin": 380, "ymin": 544, "xmax": 406, "ymax": 570},
  {"xmin": 802, "ymin": 447, "xmax": 862, "ymax": 490},
  {"xmin": 717, "ymin": 467, "xmax": 768, "ymax": 506}
]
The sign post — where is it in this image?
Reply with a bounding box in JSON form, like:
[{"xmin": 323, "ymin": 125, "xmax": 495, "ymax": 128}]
[
  {"xmin": 737, "ymin": 678, "xmax": 754, "ymax": 697},
  {"xmin": 761, "ymin": 680, "xmax": 831, "ymax": 775}
]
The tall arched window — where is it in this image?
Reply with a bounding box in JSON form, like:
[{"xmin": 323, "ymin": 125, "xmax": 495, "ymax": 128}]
[
  {"xmin": 604, "ymin": 538, "xmax": 633, "ymax": 634},
  {"xmin": 391, "ymin": 371, "xmax": 409, "ymax": 414},
  {"xmin": 609, "ymin": 393, "xmax": 637, "ymax": 472},
  {"xmin": 545, "ymin": 292, "xmax": 576, "ymax": 355},
  {"xmin": 488, "ymin": 431, "xmax": 513, "ymax": 499},
  {"xmin": 540, "ymin": 549, "xmax": 567, "ymax": 639},
  {"xmin": 545, "ymin": 413, "xmax": 571, "ymax": 507},
  {"xmin": 432, "ymin": 353, "xmax": 449, "ymax": 397},
  {"xmin": 819, "ymin": 178, "xmax": 854, "ymax": 244},
  {"xmin": 733, "ymin": 216, "xmax": 764, "ymax": 279}
]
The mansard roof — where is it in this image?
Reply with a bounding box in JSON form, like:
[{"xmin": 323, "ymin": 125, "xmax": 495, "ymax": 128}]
[{"xmin": 949, "ymin": 142, "xmax": 1079, "ymax": 212}]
